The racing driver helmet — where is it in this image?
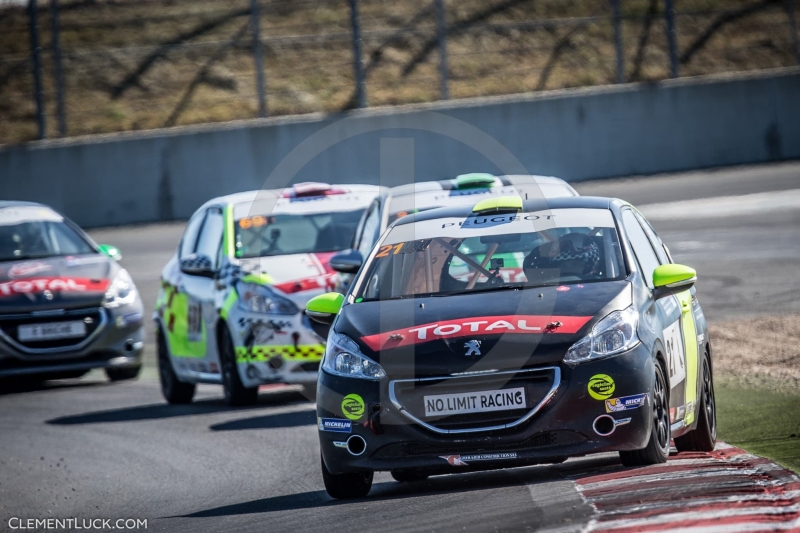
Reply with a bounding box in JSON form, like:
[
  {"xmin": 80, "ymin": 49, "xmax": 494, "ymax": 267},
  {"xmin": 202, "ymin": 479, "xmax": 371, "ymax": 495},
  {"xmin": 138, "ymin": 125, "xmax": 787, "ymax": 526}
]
[{"xmin": 523, "ymin": 232, "xmax": 601, "ymax": 283}]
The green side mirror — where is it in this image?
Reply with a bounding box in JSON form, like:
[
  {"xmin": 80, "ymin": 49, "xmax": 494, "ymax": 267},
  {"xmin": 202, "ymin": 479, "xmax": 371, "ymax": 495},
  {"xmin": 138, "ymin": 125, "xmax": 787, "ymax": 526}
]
[
  {"xmin": 652, "ymin": 264, "xmax": 696, "ymax": 300},
  {"xmin": 97, "ymin": 244, "xmax": 122, "ymax": 261},
  {"xmin": 306, "ymin": 292, "xmax": 344, "ymax": 324}
]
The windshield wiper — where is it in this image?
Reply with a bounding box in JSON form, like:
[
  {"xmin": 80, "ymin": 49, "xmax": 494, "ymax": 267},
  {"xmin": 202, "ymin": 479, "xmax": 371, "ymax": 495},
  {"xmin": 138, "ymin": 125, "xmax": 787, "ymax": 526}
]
[{"xmin": 446, "ymin": 284, "xmax": 529, "ymax": 296}]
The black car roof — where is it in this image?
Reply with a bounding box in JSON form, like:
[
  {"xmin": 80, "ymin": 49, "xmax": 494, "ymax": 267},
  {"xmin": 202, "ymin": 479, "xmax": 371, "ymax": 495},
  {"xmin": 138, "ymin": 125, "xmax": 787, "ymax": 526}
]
[{"xmin": 393, "ymin": 196, "xmax": 619, "ymax": 227}]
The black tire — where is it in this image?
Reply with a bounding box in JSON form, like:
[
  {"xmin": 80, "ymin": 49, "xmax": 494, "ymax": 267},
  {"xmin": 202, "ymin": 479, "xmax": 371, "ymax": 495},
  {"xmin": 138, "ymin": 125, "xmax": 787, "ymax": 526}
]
[
  {"xmin": 674, "ymin": 350, "xmax": 717, "ymax": 452},
  {"xmin": 390, "ymin": 470, "xmax": 429, "ymax": 483},
  {"xmin": 321, "ymin": 455, "xmax": 373, "ymax": 499},
  {"xmin": 619, "ymin": 361, "xmax": 670, "ymax": 467},
  {"xmin": 105, "ymin": 365, "xmax": 141, "ymax": 382},
  {"xmin": 219, "ymin": 326, "xmax": 259, "ymax": 407},
  {"xmin": 157, "ymin": 328, "xmax": 196, "ymax": 404}
]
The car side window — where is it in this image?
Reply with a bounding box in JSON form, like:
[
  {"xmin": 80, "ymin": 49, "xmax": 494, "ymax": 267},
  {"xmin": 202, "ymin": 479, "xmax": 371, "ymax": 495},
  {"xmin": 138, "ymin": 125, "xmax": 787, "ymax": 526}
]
[
  {"xmin": 179, "ymin": 210, "xmax": 207, "ymax": 259},
  {"xmin": 357, "ymin": 202, "xmax": 381, "ymax": 258},
  {"xmin": 194, "ymin": 208, "xmax": 224, "ymax": 270},
  {"xmin": 622, "ymin": 209, "xmax": 661, "ymax": 289},
  {"xmin": 634, "ymin": 211, "xmax": 669, "ymax": 265}
]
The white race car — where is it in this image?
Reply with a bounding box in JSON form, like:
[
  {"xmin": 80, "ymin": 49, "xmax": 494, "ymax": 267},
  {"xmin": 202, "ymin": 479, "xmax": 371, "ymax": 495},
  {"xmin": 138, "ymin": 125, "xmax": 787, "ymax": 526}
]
[{"xmin": 154, "ymin": 183, "xmax": 380, "ymax": 405}]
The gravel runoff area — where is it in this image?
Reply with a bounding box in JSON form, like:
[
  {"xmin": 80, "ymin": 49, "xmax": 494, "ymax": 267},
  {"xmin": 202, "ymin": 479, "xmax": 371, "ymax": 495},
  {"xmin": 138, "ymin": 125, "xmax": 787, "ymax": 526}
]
[{"xmin": 709, "ymin": 314, "xmax": 800, "ymax": 391}]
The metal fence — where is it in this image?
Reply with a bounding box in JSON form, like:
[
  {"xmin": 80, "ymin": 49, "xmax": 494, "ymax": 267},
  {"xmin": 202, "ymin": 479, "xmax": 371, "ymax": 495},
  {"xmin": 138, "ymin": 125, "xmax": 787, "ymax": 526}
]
[{"xmin": 1, "ymin": 0, "xmax": 798, "ymax": 144}]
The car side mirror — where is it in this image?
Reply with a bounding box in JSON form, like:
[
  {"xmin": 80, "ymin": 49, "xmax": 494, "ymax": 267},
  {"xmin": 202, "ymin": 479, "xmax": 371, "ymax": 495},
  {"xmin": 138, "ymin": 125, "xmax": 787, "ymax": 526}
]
[
  {"xmin": 306, "ymin": 292, "xmax": 344, "ymax": 324},
  {"xmin": 97, "ymin": 244, "xmax": 122, "ymax": 261},
  {"xmin": 329, "ymin": 249, "xmax": 363, "ymax": 274},
  {"xmin": 180, "ymin": 253, "xmax": 215, "ymax": 278},
  {"xmin": 652, "ymin": 264, "xmax": 696, "ymax": 300}
]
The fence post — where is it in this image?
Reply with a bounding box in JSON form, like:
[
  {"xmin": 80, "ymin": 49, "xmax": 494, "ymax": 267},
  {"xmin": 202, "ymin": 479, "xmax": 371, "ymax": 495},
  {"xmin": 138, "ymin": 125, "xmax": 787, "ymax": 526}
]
[
  {"xmin": 250, "ymin": 0, "xmax": 267, "ymax": 117},
  {"xmin": 51, "ymin": 0, "xmax": 66, "ymax": 137},
  {"xmin": 435, "ymin": 0, "xmax": 449, "ymax": 99},
  {"xmin": 664, "ymin": 0, "xmax": 679, "ymax": 78},
  {"xmin": 27, "ymin": 0, "xmax": 46, "ymax": 140},
  {"xmin": 349, "ymin": 0, "xmax": 367, "ymax": 108},
  {"xmin": 788, "ymin": 0, "xmax": 800, "ymax": 65},
  {"xmin": 612, "ymin": 0, "xmax": 625, "ymax": 83}
]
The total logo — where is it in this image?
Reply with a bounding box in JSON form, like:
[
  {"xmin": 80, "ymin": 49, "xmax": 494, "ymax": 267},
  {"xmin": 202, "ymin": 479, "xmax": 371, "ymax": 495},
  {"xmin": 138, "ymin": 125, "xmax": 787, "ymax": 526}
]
[
  {"xmin": 0, "ymin": 277, "xmax": 110, "ymax": 297},
  {"xmin": 361, "ymin": 314, "xmax": 591, "ymax": 350}
]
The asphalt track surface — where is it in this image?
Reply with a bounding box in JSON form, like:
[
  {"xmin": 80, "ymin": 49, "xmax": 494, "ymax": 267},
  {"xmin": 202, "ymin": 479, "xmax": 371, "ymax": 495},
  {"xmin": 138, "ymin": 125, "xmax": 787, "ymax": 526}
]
[{"xmin": 1, "ymin": 161, "xmax": 799, "ymax": 532}]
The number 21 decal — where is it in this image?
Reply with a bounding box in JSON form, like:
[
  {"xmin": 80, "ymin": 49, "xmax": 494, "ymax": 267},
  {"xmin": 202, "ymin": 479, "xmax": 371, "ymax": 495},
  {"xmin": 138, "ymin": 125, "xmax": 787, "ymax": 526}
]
[{"xmin": 663, "ymin": 319, "xmax": 686, "ymax": 387}]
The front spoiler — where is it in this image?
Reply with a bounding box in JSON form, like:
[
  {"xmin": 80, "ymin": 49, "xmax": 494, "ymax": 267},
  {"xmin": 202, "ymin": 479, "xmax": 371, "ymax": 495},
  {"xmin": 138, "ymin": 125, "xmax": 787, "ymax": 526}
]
[
  {"xmin": 318, "ymin": 343, "xmax": 656, "ymax": 474},
  {"xmin": 0, "ymin": 353, "xmax": 142, "ymax": 378}
]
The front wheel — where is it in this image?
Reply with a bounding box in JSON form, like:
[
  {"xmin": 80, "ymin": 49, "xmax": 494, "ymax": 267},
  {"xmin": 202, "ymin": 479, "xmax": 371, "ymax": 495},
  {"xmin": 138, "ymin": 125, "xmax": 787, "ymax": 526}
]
[
  {"xmin": 219, "ymin": 326, "xmax": 259, "ymax": 407},
  {"xmin": 321, "ymin": 455, "xmax": 373, "ymax": 499},
  {"xmin": 158, "ymin": 329, "xmax": 196, "ymax": 404},
  {"xmin": 675, "ymin": 350, "xmax": 716, "ymax": 452},
  {"xmin": 619, "ymin": 360, "xmax": 670, "ymax": 467}
]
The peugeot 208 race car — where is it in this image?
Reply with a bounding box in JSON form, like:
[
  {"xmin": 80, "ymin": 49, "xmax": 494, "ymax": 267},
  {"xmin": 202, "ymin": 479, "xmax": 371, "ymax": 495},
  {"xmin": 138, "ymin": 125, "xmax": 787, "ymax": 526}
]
[
  {"xmin": 307, "ymin": 195, "xmax": 715, "ymax": 499},
  {"xmin": 0, "ymin": 202, "xmax": 144, "ymax": 383},
  {"xmin": 154, "ymin": 183, "xmax": 380, "ymax": 405},
  {"xmin": 331, "ymin": 174, "xmax": 578, "ymax": 290}
]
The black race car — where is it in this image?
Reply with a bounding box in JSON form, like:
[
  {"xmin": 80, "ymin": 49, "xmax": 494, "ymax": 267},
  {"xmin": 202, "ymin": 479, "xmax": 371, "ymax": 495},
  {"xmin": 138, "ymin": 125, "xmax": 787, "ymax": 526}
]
[
  {"xmin": 0, "ymin": 202, "xmax": 144, "ymax": 383},
  {"xmin": 307, "ymin": 195, "xmax": 716, "ymax": 499}
]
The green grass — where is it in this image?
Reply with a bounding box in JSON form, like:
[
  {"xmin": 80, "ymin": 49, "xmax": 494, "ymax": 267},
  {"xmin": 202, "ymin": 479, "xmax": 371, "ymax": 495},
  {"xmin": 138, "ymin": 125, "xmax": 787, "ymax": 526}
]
[{"xmin": 716, "ymin": 382, "xmax": 800, "ymax": 474}]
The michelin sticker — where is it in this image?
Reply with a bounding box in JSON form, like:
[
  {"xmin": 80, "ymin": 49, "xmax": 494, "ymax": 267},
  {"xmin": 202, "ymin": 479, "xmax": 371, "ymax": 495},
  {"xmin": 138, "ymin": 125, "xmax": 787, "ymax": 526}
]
[
  {"xmin": 605, "ymin": 393, "xmax": 648, "ymax": 413},
  {"xmin": 663, "ymin": 319, "xmax": 686, "ymax": 387},
  {"xmin": 318, "ymin": 418, "xmax": 352, "ymax": 433}
]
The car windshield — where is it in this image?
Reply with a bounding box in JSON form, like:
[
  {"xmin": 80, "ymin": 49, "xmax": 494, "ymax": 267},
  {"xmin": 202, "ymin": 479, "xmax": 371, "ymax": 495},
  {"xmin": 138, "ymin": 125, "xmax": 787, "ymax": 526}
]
[
  {"xmin": 0, "ymin": 206, "xmax": 95, "ymax": 262},
  {"xmin": 234, "ymin": 209, "xmax": 365, "ymax": 258},
  {"xmin": 354, "ymin": 208, "xmax": 625, "ymax": 301}
]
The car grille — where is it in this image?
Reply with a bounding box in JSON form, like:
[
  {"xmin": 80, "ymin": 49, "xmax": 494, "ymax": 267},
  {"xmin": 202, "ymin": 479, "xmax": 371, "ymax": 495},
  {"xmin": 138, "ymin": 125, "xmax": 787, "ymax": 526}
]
[
  {"xmin": 0, "ymin": 307, "xmax": 105, "ymax": 353},
  {"xmin": 389, "ymin": 367, "xmax": 560, "ymax": 434},
  {"xmin": 373, "ymin": 430, "xmax": 586, "ymax": 459}
]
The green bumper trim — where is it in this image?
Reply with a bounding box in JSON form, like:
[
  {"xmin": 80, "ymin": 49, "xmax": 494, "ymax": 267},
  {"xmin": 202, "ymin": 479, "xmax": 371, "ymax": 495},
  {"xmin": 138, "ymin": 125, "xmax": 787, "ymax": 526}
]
[{"xmin": 235, "ymin": 344, "xmax": 325, "ymax": 363}]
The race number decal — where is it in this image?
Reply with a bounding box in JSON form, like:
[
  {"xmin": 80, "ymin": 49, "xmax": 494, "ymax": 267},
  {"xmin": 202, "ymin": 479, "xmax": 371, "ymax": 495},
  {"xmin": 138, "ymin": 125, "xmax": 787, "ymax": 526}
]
[
  {"xmin": 663, "ymin": 319, "xmax": 686, "ymax": 387},
  {"xmin": 187, "ymin": 297, "xmax": 203, "ymax": 342}
]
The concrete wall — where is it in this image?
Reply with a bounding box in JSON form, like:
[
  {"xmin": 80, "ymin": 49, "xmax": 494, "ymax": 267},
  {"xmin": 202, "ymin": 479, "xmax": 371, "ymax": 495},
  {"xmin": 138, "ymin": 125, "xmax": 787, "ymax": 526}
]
[{"xmin": 1, "ymin": 67, "xmax": 799, "ymax": 228}]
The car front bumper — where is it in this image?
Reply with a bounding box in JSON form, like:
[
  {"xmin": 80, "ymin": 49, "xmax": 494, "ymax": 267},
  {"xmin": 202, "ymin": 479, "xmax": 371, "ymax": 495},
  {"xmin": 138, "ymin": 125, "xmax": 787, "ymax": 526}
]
[
  {"xmin": 0, "ymin": 306, "xmax": 145, "ymax": 379},
  {"xmin": 317, "ymin": 343, "xmax": 655, "ymax": 474}
]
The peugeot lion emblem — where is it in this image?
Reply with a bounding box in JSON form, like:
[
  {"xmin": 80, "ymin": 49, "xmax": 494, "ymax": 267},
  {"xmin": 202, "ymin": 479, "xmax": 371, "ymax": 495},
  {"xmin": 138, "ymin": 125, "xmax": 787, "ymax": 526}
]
[{"xmin": 464, "ymin": 340, "xmax": 482, "ymax": 356}]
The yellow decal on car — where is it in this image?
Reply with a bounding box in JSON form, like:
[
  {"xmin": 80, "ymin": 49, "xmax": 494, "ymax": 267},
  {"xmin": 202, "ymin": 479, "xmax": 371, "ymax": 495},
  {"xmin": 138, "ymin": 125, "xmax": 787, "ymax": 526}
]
[
  {"xmin": 235, "ymin": 344, "xmax": 325, "ymax": 363},
  {"xmin": 162, "ymin": 285, "xmax": 206, "ymax": 358},
  {"xmin": 341, "ymin": 394, "xmax": 366, "ymax": 421},
  {"xmin": 588, "ymin": 374, "xmax": 615, "ymax": 400}
]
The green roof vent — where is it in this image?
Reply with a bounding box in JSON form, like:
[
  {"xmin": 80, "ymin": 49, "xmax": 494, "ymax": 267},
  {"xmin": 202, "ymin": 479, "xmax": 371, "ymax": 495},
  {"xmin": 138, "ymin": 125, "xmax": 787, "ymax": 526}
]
[{"xmin": 454, "ymin": 173, "xmax": 497, "ymax": 189}]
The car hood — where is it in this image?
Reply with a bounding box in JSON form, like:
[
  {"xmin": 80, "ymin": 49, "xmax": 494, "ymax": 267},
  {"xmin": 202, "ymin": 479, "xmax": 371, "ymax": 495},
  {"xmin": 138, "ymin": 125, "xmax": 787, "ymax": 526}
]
[
  {"xmin": 0, "ymin": 254, "xmax": 116, "ymax": 313},
  {"xmin": 335, "ymin": 281, "xmax": 632, "ymax": 378},
  {"xmin": 245, "ymin": 252, "xmax": 340, "ymax": 308}
]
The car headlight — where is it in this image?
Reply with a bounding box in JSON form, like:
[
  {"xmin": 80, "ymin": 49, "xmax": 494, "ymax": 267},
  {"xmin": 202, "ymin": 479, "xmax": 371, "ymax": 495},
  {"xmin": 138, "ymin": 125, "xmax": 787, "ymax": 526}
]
[
  {"xmin": 322, "ymin": 333, "xmax": 386, "ymax": 380},
  {"xmin": 236, "ymin": 282, "xmax": 298, "ymax": 315},
  {"xmin": 103, "ymin": 269, "xmax": 138, "ymax": 309},
  {"xmin": 564, "ymin": 305, "xmax": 639, "ymax": 365}
]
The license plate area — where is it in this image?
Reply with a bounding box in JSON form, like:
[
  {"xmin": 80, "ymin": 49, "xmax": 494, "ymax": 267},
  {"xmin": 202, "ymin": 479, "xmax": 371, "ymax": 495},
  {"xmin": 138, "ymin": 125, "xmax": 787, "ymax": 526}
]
[
  {"xmin": 18, "ymin": 321, "xmax": 87, "ymax": 342},
  {"xmin": 423, "ymin": 387, "xmax": 527, "ymax": 417},
  {"xmin": 391, "ymin": 368, "xmax": 558, "ymax": 432}
]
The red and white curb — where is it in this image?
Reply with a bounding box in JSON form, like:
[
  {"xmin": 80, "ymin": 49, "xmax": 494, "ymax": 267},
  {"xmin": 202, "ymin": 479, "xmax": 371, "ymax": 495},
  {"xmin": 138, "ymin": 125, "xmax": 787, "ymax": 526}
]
[{"xmin": 574, "ymin": 443, "xmax": 800, "ymax": 532}]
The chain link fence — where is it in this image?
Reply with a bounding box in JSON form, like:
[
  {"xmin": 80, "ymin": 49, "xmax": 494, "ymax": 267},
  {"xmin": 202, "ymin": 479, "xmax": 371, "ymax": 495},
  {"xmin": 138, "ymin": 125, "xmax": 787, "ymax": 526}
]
[{"xmin": 1, "ymin": 0, "xmax": 798, "ymax": 144}]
